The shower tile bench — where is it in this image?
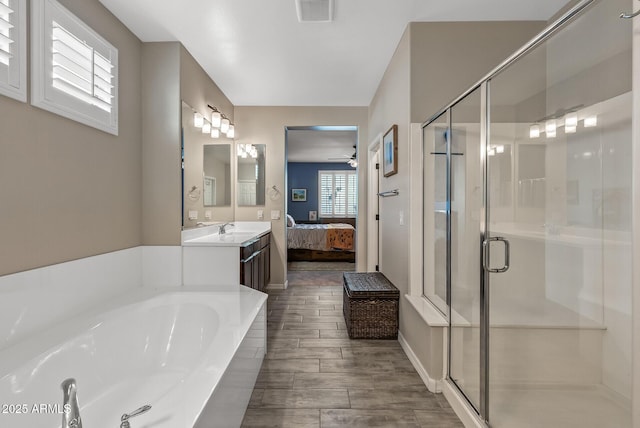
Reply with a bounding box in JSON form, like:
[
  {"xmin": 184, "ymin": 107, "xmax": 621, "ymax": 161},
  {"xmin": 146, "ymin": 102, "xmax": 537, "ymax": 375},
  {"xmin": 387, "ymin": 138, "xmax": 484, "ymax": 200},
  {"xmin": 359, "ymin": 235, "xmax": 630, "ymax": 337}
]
[{"xmin": 342, "ymin": 272, "xmax": 399, "ymax": 339}]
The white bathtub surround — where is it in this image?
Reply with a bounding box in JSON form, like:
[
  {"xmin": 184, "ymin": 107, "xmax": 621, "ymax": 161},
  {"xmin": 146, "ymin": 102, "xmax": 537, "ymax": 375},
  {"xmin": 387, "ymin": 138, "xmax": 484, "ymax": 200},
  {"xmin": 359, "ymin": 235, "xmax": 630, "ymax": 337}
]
[
  {"xmin": 0, "ymin": 286, "xmax": 267, "ymax": 428},
  {"xmin": 142, "ymin": 246, "xmax": 183, "ymax": 288},
  {"xmin": 0, "ymin": 247, "xmax": 141, "ymax": 350},
  {"xmin": 0, "ymin": 246, "xmax": 187, "ymax": 351}
]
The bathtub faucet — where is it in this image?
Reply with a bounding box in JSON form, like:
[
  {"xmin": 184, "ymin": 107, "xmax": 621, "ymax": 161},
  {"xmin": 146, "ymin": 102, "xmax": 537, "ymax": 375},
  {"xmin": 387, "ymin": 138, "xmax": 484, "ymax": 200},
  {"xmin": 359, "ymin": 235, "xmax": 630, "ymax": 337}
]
[
  {"xmin": 120, "ymin": 405, "xmax": 152, "ymax": 428},
  {"xmin": 219, "ymin": 222, "xmax": 234, "ymax": 234},
  {"xmin": 61, "ymin": 378, "xmax": 82, "ymax": 428}
]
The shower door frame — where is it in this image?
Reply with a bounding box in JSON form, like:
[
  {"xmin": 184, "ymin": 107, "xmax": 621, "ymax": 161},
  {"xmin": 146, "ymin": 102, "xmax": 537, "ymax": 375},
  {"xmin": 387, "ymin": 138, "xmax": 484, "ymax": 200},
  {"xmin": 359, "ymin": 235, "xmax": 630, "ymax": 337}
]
[{"xmin": 421, "ymin": 0, "xmax": 598, "ymax": 425}]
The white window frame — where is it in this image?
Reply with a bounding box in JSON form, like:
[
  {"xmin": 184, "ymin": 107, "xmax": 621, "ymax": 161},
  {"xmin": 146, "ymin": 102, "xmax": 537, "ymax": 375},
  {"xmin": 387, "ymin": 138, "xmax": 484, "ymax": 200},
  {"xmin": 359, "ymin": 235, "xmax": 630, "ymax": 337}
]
[
  {"xmin": 0, "ymin": 0, "xmax": 27, "ymax": 102},
  {"xmin": 31, "ymin": 0, "xmax": 118, "ymax": 135},
  {"xmin": 318, "ymin": 170, "xmax": 357, "ymax": 218}
]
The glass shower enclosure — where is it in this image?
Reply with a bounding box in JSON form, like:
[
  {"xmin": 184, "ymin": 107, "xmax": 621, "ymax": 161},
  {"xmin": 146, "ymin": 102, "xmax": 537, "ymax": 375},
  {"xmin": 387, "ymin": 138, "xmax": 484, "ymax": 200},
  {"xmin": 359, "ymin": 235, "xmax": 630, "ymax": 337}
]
[{"xmin": 422, "ymin": 0, "xmax": 633, "ymax": 426}]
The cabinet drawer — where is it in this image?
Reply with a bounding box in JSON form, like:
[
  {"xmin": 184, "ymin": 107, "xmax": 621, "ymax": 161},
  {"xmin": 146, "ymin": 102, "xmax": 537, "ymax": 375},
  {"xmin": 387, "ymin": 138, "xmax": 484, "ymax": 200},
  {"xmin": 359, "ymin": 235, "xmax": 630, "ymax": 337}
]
[{"xmin": 259, "ymin": 233, "xmax": 270, "ymax": 249}]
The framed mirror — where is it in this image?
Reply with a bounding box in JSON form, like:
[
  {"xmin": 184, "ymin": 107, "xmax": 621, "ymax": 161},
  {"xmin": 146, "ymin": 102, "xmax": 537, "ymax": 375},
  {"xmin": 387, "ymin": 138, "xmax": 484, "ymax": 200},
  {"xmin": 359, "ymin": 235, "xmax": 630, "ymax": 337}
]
[{"xmin": 237, "ymin": 143, "xmax": 266, "ymax": 206}]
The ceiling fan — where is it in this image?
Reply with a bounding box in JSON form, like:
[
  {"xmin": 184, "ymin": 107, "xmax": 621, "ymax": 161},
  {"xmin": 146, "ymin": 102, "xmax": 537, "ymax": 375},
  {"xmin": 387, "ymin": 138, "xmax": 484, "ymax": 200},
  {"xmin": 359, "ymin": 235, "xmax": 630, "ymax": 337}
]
[{"xmin": 328, "ymin": 145, "xmax": 357, "ymax": 167}]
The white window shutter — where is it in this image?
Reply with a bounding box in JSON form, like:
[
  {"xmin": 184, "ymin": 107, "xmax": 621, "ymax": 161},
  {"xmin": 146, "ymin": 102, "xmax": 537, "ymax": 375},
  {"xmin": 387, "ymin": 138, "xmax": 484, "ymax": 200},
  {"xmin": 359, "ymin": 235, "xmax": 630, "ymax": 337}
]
[
  {"xmin": 31, "ymin": 0, "xmax": 118, "ymax": 135},
  {"xmin": 318, "ymin": 170, "xmax": 357, "ymax": 218},
  {"xmin": 0, "ymin": 0, "xmax": 26, "ymax": 102}
]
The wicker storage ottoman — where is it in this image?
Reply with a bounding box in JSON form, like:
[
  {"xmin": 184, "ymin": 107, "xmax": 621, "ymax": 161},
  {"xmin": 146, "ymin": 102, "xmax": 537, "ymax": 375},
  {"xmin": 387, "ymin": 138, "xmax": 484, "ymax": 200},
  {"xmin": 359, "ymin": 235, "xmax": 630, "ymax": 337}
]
[{"xmin": 343, "ymin": 272, "xmax": 399, "ymax": 339}]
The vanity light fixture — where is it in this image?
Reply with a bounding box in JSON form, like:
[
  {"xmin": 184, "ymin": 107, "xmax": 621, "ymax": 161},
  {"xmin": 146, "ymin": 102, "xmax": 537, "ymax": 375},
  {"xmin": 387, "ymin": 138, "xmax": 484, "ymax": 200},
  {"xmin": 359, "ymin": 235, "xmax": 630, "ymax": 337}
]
[
  {"xmin": 529, "ymin": 124, "xmax": 541, "ymax": 139},
  {"xmin": 211, "ymin": 109, "xmax": 221, "ymax": 128},
  {"xmin": 211, "ymin": 128, "xmax": 220, "ymax": 139},
  {"xmin": 564, "ymin": 112, "xmax": 578, "ymax": 128},
  {"xmin": 207, "ymin": 104, "xmax": 234, "ymax": 137},
  {"xmin": 495, "ymin": 145, "xmax": 504, "ymax": 154},
  {"xmin": 194, "ymin": 112, "xmax": 204, "ymax": 128},
  {"xmin": 220, "ymin": 117, "xmax": 230, "ymax": 134},
  {"xmin": 488, "ymin": 147, "xmax": 496, "ymax": 156},
  {"xmin": 202, "ymin": 122, "xmax": 211, "ymax": 134},
  {"xmin": 584, "ymin": 115, "xmax": 597, "ymax": 127},
  {"xmin": 545, "ymin": 119, "xmax": 556, "ymax": 138}
]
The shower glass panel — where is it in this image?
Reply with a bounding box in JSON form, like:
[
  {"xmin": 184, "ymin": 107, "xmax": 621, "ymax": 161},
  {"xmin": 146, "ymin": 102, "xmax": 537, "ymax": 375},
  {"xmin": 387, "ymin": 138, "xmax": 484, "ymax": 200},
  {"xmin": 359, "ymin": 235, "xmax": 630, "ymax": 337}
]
[
  {"xmin": 423, "ymin": 113, "xmax": 448, "ymax": 315},
  {"xmin": 449, "ymin": 88, "xmax": 483, "ymax": 412},
  {"xmin": 487, "ymin": 0, "xmax": 632, "ymax": 426}
]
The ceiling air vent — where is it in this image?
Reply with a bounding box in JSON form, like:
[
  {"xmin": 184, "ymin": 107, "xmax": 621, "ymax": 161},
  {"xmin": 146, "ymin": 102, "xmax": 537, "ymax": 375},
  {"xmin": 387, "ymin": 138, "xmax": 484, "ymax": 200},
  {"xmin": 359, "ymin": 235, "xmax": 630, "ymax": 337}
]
[{"xmin": 295, "ymin": 0, "xmax": 334, "ymax": 23}]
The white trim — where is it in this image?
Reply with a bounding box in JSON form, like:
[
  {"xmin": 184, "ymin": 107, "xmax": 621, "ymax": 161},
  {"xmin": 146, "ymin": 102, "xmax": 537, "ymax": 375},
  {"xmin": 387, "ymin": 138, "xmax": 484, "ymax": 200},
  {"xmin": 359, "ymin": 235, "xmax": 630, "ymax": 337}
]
[
  {"xmin": 632, "ymin": 7, "xmax": 640, "ymax": 426},
  {"xmin": 404, "ymin": 294, "xmax": 448, "ymax": 327},
  {"xmin": 442, "ymin": 379, "xmax": 486, "ymax": 428},
  {"xmin": 267, "ymin": 280, "xmax": 288, "ymax": 290},
  {"xmin": 408, "ymin": 123, "xmax": 424, "ymax": 295},
  {"xmin": 31, "ymin": 0, "xmax": 119, "ymax": 135},
  {"xmin": 398, "ymin": 330, "xmax": 442, "ymax": 393},
  {"xmin": 367, "ymin": 133, "xmax": 381, "ymax": 271},
  {"xmin": 0, "ymin": 0, "xmax": 26, "ymax": 102}
]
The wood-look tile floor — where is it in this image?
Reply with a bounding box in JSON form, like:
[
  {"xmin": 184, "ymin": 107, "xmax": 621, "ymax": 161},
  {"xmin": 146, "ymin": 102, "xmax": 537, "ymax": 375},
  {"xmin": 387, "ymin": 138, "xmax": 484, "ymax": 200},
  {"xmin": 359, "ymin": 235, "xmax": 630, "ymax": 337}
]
[{"xmin": 241, "ymin": 281, "xmax": 464, "ymax": 428}]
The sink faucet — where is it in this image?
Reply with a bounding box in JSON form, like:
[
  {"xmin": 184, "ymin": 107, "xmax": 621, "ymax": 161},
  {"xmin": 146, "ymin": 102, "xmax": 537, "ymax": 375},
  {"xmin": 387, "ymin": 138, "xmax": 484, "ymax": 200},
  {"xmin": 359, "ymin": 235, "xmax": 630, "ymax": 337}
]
[
  {"xmin": 120, "ymin": 405, "xmax": 152, "ymax": 428},
  {"xmin": 219, "ymin": 222, "xmax": 234, "ymax": 234},
  {"xmin": 61, "ymin": 378, "xmax": 82, "ymax": 428}
]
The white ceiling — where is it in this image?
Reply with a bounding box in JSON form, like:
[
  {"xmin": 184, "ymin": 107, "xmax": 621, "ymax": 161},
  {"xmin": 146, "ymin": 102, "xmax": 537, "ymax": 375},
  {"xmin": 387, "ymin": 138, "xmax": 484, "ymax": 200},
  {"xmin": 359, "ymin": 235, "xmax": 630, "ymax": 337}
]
[
  {"xmin": 287, "ymin": 129, "xmax": 357, "ymax": 163},
  {"xmin": 98, "ymin": 0, "xmax": 567, "ymax": 107}
]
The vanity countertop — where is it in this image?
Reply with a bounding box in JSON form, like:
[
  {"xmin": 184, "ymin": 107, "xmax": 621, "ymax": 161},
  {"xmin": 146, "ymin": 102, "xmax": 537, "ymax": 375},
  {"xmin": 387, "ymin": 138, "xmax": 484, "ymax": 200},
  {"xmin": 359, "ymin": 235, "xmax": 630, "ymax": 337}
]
[{"xmin": 181, "ymin": 221, "xmax": 271, "ymax": 247}]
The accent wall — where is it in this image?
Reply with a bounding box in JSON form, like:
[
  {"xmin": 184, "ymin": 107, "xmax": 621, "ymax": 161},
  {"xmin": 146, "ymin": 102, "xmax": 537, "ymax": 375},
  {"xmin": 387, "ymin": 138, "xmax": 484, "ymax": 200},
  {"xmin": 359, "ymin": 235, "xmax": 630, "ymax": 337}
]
[{"xmin": 287, "ymin": 162, "xmax": 356, "ymax": 222}]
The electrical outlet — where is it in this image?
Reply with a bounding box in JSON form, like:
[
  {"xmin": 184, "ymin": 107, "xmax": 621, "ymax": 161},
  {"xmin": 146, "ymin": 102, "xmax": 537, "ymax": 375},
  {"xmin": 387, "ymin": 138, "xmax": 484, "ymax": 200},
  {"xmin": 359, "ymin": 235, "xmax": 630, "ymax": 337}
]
[
  {"xmin": 257, "ymin": 209, "xmax": 264, "ymax": 220},
  {"xmin": 205, "ymin": 210, "xmax": 212, "ymax": 219},
  {"xmin": 271, "ymin": 210, "xmax": 281, "ymax": 220},
  {"xmin": 399, "ymin": 211, "xmax": 405, "ymax": 226},
  {"xmin": 188, "ymin": 210, "xmax": 198, "ymax": 220}
]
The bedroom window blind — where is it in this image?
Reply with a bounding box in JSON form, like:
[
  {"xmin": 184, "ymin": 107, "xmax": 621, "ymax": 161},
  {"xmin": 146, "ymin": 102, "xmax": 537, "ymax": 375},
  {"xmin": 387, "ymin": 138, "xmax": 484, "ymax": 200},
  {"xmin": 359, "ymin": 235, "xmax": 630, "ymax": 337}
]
[{"xmin": 319, "ymin": 170, "xmax": 357, "ymax": 218}]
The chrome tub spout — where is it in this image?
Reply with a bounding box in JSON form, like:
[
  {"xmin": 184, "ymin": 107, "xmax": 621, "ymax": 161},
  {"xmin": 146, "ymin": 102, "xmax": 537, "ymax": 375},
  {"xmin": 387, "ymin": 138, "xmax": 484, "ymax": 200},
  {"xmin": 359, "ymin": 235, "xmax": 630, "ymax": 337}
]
[{"xmin": 61, "ymin": 378, "xmax": 82, "ymax": 428}]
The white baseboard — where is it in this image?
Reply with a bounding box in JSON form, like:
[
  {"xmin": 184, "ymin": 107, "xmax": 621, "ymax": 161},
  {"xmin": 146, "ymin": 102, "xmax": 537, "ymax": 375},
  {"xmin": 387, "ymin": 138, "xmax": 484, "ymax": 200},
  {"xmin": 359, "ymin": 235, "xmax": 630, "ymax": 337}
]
[
  {"xmin": 267, "ymin": 280, "xmax": 287, "ymax": 290},
  {"xmin": 398, "ymin": 331, "xmax": 442, "ymax": 393},
  {"xmin": 442, "ymin": 380, "xmax": 484, "ymax": 428}
]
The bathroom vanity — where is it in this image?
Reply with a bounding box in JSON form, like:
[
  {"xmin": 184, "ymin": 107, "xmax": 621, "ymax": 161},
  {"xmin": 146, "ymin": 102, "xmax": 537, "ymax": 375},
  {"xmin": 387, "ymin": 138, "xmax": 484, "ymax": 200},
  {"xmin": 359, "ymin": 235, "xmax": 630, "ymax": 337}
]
[{"xmin": 182, "ymin": 222, "xmax": 271, "ymax": 290}]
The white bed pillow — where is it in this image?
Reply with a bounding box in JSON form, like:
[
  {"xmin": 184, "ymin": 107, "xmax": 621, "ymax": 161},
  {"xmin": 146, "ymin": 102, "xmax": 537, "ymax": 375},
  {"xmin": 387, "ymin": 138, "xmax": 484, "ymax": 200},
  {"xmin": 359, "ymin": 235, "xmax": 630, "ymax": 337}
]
[{"xmin": 286, "ymin": 214, "xmax": 296, "ymax": 227}]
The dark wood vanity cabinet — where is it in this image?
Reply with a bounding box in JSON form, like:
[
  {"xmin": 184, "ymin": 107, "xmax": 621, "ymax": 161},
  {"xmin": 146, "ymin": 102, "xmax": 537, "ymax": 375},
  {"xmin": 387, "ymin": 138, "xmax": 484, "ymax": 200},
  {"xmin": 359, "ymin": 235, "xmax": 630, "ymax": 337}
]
[{"xmin": 240, "ymin": 232, "xmax": 271, "ymax": 292}]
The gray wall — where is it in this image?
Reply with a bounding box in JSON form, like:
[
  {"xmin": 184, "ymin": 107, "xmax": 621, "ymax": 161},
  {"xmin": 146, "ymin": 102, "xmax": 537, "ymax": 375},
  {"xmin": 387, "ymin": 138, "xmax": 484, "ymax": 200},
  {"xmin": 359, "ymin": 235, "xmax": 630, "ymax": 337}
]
[
  {"xmin": 142, "ymin": 42, "xmax": 181, "ymax": 245},
  {"xmin": 180, "ymin": 46, "xmax": 235, "ymax": 227},
  {"xmin": 0, "ymin": 0, "xmax": 142, "ymax": 276},
  {"xmin": 410, "ymin": 21, "xmax": 547, "ymax": 123}
]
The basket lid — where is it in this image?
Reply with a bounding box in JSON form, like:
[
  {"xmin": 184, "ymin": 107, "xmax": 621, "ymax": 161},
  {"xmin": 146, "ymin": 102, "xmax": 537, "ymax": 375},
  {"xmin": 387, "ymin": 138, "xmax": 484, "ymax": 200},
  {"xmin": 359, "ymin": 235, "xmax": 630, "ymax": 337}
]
[{"xmin": 343, "ymin": 272, "xmax": 399, "ymax": 298}]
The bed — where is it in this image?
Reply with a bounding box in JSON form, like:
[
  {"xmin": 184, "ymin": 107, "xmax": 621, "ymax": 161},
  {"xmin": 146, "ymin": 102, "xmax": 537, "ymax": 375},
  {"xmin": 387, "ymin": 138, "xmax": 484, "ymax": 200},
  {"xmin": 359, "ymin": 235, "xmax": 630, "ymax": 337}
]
[{"xmin": 287, "ymin": 216, "xmax": 356, "ymax": 262}]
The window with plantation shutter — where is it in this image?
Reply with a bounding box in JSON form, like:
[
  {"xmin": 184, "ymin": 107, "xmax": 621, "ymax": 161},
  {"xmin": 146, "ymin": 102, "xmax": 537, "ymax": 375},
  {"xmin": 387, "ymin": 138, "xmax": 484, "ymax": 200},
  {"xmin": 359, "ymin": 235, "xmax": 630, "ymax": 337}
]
[
  {"xmin": 0, "ymin": 0, "xmax": 26, "ymax": 102},
  {"xmin": 318, "ymin": 170, "xmax": 357, "ymax": 218},
  {"xmin": 32, "ymin": 0, "xmax": 118, "ymax": 135}
]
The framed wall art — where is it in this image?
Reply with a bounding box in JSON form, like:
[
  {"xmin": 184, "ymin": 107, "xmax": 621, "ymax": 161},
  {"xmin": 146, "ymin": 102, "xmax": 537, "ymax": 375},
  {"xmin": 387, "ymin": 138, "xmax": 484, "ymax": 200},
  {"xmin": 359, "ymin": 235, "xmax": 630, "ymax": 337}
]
[{"xmin": 383, "ymin": 124, "xmax": 398, "ymax": 177}]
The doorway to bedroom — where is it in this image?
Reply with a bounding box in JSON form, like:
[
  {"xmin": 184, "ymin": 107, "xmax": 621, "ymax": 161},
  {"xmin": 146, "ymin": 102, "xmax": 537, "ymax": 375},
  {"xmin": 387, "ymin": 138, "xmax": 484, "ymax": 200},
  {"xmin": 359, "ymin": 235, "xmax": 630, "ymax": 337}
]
[{"xmin": 285, "ymin": 126, "xmax": 359, "ymax": 277}]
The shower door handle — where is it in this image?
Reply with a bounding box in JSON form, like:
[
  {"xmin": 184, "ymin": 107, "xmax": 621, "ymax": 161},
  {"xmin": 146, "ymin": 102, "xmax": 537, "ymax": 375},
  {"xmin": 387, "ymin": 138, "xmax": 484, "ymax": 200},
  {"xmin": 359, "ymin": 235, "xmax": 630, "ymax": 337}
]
[{"xmin": 482, "ymin": 237, "xmax": 510, "ymax": 273}]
